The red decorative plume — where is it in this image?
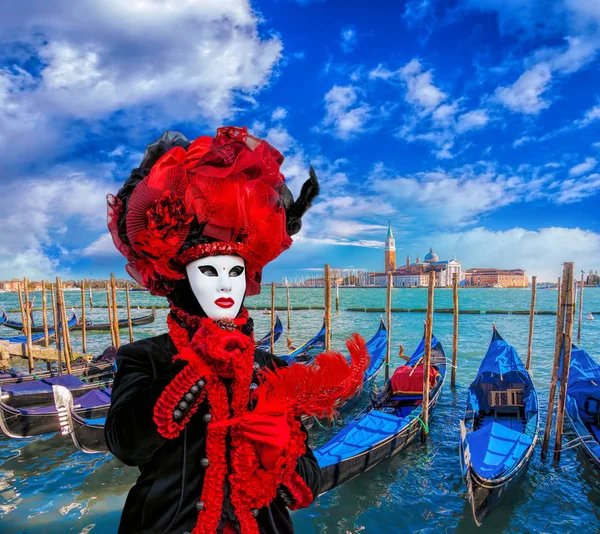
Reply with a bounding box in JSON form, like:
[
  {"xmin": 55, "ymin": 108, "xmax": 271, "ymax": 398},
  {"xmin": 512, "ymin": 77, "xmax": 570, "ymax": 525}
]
[{"xmin": 254, "ymin": 333, "xmax": 371, "ymax": 420}]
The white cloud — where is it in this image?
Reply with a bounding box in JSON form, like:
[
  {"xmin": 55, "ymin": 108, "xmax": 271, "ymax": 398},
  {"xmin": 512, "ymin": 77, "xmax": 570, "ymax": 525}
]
[
  {"xmin": 577, "ymin": 103, "xmax": 600, "ymax": 127},
  {"xmin": 0, "ymin": 0, "xmax": 282, "ymax": 168},
  {"xmin": 513, "ymin": 135, "xmax": 535, "ymax": 148},
  {"xmin": 569, "ymin": 157, "xmax": 597, "ymax": 176},
  {"xmin": 271, "ymin": 107, "xmax": 288, "ymax": 121},
  {"xmin": 340, "ymin": 27, "xmax": 357, "ymax": 54},
  {"xmin": 82, "ymin": 233, "xmax": 120, "ymax": 257},
  {"xmin": 324, "ymin": 220, "xmax": 387, "ymax": 238},
  {"xmin": 455, "ymin": 109, "xmax": 490, "ymax": 133},
  {"xmin": 321, "ymin": 85, "xmax": 372, "ymax": 140},
  {"xmin": 432, "ymin": 102, "xmax": 460, "ymax": 125},
  {"xmin": 0, "ymin": 171, "xmax": 117, "ymax": 279},
  {"xmin": 400, "ymin": 59, "xmax": 447, "ymax": 112},
  {"xmin": 369, "ymin": 162, "xmax": 552, "ymax": 227},
  {"xmin": 293, "ymin": 235, "xmax": 384, "ymax": 248},
  {"xmin": 425, "ymin": 226, "xmax": 600, "ymax": 281},
  {"xmin": 495, "ymin": 63, "xmax": 552, "ymax": 114},
  {"xmin": 556, "ymin": 173, "xmax": 600, "ymax": 203}
]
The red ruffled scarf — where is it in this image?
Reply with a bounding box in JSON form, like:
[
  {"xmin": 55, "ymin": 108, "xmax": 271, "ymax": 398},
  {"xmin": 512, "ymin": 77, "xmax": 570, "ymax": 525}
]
[
  {"xmin": 153, "ymin": 307, "xmax": 312, "ymax": 534},
  {"xmin": 153, "ymin": 306, "xmax": 370, "ymax": 534}
]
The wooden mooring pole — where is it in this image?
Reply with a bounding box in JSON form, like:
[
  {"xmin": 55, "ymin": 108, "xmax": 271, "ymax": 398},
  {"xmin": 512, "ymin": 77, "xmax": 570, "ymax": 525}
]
[
  {"xmin": 526, "ymin": 276, "xmax": 537, "ymax": 371},
  {"xmin": 385, "ymin": 272, "xmax": 392, "ymax": 382},
  {"xmin": 81, "ymin": 281, "xmax": 87, "ymax": 354},
  {"xmin": 41, "ymin": 281, "xmax": 49, "ymax": 348},
  {"xmin": 17, "ymin": 285, "xmax": 27, "ymax": 332},
  {"xmin": 111, "ymin": 274, "xmax": 121, "ymax": 349},
  {"xmin": 106, "ymin": 285, "xmax": 116, "ymax": 347},
  {"xmin": 22, "ymin": 279, "xmax": 34, "ymax": 373},
  {"xmin": 324, "ymin": 264, "xmax": 331, "ymax": 352},
  {"xmin": 89, "ymin": 285, "xmax": 94, "ymax": 309},
  {"xmin": 577, "ymin": 272, "xmax": 584, "ymax": 344},
  {"xmin": 554, "ymin": 263, "xmax": 576, "ymax": 462},
  {"xmin": 57, "ymin": 278, "xmax": 73, "ymax": 374},
  {"xmin": 421, "ymin": 270, "xmax": 435, "ymax": 443},
  {"xmin": 451, "ymin": 272, "xmax": 459, "ymax": 389},
  {"xmin": 270, "ymin": 282, "xmax": 276, "ymax": 354},
  {"xmin": 51, "ymin": 283, "xmax": 63, "ymax": 375},
  {"xmin": 541, "ymin": 276, "xmax": 563, "ymax": 457},
  {"xmin": 286, "ymin": 283, "xmax": 291, "ymax": 336},
  {"xmin": 126, "ymin": 282, "xmax": 134, "ymax": 343},
  {"xmin": 335, "ymin": 282, "xmax": 340, "ymax": 312}
]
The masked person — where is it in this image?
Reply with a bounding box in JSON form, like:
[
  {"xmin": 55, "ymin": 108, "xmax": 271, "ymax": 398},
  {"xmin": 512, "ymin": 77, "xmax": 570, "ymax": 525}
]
[{"xmin": 105, "ymin": 127, "xmax": 369, "ymax": 534}]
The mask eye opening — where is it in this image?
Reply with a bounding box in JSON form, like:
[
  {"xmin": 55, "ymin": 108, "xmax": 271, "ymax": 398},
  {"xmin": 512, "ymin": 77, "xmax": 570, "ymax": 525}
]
[{"xmin": 229, "ymin": 266, "xmax": 245, "ymax": 277}]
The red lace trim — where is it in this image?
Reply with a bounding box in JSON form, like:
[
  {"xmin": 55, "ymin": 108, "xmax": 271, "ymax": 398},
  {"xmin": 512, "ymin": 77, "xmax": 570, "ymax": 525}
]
[
  {"xmin": 153, "ymin": 363, "xmax": 208, "ymax": 439},
  {"xmin": 283, "ymin": 471, "xmax": 314, "ymax": 510},
  {"xmin": 173, "ymin": 241, "xmax": 247, "ymax": 268}
]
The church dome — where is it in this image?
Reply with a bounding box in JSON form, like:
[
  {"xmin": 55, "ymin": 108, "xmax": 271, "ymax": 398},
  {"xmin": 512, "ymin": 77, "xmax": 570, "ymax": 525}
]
[{"xmin": 424, "ymin": 247, "xmax": 439, "ymax": 263}]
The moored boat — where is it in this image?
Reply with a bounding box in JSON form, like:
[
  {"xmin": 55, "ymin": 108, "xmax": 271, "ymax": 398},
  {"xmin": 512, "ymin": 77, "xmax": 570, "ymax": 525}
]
[
  {"xmin": 279, "ymin": 320, "xmax": 326, "ymax": 364},
  {"xmin": 564, "ymin": 344, "xmax": 600, "ymax": 468},
  {"xmin": 0, "ymin": 311, "xmax": 78, "ymax": 345},
  {"xmin": 0, "ymin": 376, "xmax": 112, "ymax": 439},
  {"xmin": 0, "ymin": 350, "xmax": 115, "ymax": 385},
  {"xmin": 1, "ymin": 308, "xmax": 155, "ymax": 333},
  {"xmin": 53, "ymin": 385, "xmax": 110, "ymax": 453},
  {"xmin": 255, "ymin": 314, "xmax": 283, "ymax": 351},
  {"xmin": 459, "ymin": 326, "xmax": 539, "ymax": 526},
  {"xmin": 362, "ymin": 318, "xmax": 387, "ymax": 383},
  {"xmin": 315, "ymin": 333, "xmax": 446, "ymax": 494}
]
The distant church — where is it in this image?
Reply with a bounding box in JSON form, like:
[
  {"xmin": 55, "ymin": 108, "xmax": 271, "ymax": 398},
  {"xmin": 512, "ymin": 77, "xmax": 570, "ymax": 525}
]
[{"xmin": 372, "ymin": 223, "xmax": 463, "ymax": 287}]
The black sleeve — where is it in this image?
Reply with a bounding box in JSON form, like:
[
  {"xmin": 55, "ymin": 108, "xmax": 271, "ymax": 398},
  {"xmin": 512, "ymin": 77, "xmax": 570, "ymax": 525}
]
[
  {"xmin": 294, "ymin": 420, "xmax": 322, "ymax": 500},
  {"xmin": 104, "ymin": 341, "xmax": 184, "ymax": 467}
]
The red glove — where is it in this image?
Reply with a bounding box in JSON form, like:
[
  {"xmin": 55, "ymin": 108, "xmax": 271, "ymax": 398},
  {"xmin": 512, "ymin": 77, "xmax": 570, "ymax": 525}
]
[{"xmin": 212, "ymin": 411, "xmax": 292, "ymax": 470}]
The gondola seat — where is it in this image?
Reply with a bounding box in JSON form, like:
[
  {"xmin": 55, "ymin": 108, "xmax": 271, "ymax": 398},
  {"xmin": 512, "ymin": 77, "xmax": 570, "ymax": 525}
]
[
  {"xmin": 466, "ymin": 422, "xmax": 533, "ymax": 479},
  {"xmin": 490, "ymin": 388, "xmax": 523, "ymax": 420},
  {"xmin": 314, "ymin": 409, "xmax": 410, "ymax": 468},
  {"xmin": 584, "ymin": 397, "xmax": 600, "ymax": 426}
]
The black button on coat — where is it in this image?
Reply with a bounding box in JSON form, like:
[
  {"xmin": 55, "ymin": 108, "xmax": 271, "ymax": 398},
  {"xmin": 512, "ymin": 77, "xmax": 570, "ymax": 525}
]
[{"xmin": 105, "ymin": 334, "xmax": 321, "ymax": 534}]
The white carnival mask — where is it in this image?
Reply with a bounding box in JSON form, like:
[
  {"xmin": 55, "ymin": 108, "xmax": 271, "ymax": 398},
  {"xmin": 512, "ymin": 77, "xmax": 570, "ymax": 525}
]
[{"xmin": 185, "ymin": 255, "xmax": 246, "ymax": 320}]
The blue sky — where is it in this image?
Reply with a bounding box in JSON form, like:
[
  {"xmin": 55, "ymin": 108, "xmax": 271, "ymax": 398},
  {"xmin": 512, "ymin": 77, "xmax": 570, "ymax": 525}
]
[{"xmin": 1, "ymin": 0, "xmax": 599, "ymax": 283}]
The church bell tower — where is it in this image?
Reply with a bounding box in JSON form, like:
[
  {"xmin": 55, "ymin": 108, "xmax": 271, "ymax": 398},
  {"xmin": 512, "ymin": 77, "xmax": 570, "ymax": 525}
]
[{"xmin": 385, "ymin": 222, "xmax": 396, "ymax": 272}]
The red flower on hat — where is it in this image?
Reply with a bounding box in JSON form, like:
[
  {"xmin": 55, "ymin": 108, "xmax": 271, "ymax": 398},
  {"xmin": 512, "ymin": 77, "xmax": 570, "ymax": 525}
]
[{"xmin": 147, "ymin": 190, "xmax": 193, "ymax": 240}]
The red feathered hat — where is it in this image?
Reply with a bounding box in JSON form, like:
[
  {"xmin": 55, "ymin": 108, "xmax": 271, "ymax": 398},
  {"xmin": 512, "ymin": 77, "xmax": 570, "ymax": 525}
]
[{"xmin": 107, "ymin": 127, "xmax": 318, "ymax": 296}]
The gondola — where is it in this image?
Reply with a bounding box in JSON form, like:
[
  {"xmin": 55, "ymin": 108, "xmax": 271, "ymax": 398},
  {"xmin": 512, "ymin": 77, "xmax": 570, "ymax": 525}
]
[
  {"xmin": 459, "ymin": 326, "xmax": 538, "ymax": 526},
  {"xmin": 563, "ymin": 343, "xmax": 600, "ymax": 469},
  {"xmin": 53, "ymin": 385, "xmax": 110, "ymax": 453},
  {"xmin": 0, "ymin": 385, "xmax": 111, "ymax": 439},
  {"xmin": 1, "ymin": 308, "xmax": 155, "ymax": 333},
  {"xmin": 363, "ymin": 318, "xmax": 387, "ymax": 383},
  {"xmin": 0, "ymin": 353, "xmax": 115, "ymax": 385},
  {"xmin": 255, "ymin": 314, "xmax": 283, "ymax": 351},
  {"xmin": 0, "ymin": 374, "xmax": 112, "ymax": 438},
  {"xmin": 314, "ymin": 333, "xmax": 446, "ymax": 494},
  {"xmin": 0, "ymin": 311, "xmax": 78, "ymax": 345},
  {"xmin": 279, "ymin": 320, "xmax": 326, "ymax": 364},
  {"xmin": 0, "ymin": 370, "xmax": 112, "ymax": 408}
]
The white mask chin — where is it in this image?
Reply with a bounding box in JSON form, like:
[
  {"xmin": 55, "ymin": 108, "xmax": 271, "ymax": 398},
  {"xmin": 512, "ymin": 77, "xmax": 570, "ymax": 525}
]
[{"xmin": 185, "ymin": 255, "xmax": 246, "ymax": 321}]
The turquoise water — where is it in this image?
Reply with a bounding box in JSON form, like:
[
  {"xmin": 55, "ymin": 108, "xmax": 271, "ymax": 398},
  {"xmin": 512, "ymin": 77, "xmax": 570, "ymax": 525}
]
[{"xmin": 1, "ymin": 287, "xmax": 600, "ymax": 533}]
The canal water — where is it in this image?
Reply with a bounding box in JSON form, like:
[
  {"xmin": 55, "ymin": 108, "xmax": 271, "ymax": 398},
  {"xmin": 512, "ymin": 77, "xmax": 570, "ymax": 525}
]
[{"xmin": 1, "ymin": 287, "xmax": 599, "ymax": 533}]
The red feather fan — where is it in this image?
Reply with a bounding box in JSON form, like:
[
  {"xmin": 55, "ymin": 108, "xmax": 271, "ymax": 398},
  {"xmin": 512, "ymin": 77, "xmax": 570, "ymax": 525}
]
[{"xmin": 254, "ymin": 333, "xmax": 370, "ymax": 420}]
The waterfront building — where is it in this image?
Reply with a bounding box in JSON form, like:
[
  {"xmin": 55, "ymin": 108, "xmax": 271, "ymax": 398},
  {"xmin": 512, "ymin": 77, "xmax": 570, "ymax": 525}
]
[
  {"xmin": 465, "ymin": 268, "xmax": 529, "ymax": 288},
  {"xmin": 0, "ymin": 279, "xmax": 22, "ymax": 292},
  {"xmin": 384, "ymin": 222, "xmax": 396, "ymax": 272},
  {"xmin": 371, "ymin": 225, "xmax": 464, "ymax": 287}
]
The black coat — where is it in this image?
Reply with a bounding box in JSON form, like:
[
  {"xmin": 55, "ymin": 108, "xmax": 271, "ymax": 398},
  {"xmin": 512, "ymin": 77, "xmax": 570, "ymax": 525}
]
[{"xmin": 105, "ymin": 334, "xmax": 321, "ymax": 534}]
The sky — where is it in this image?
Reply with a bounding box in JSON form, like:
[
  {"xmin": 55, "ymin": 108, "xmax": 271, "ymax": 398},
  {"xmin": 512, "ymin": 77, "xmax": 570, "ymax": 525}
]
[{"xmin": 1, "ymin": 0, "xmax": 599, "ymax": 284}]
